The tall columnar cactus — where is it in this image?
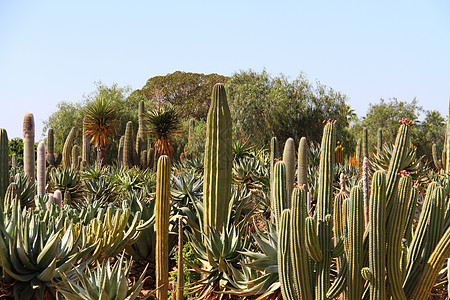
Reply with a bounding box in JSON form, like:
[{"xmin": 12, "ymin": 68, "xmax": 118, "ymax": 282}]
[
  {"xmin": 36, "ymin": 141, "xmax": 46, "ymax": 196},
  {"xmin": 297, "ymin": 137, "xmax": 308, "ymax": 187},
  {"xmin": 203, "ymin": 83, "xmax": 232, "ymax": 233},
  {"xmin": 345, "ymin": 186, "xmax": 364, "ymax": 300},
  {"xmin": 362, "ymin": 157, "xmax": 369, "ymax": 227},
  {"xmin": 270, "ymin": 136, "xmax": 278, "ymax": 215},
  {"xmin": 290, "ymin": 186, "xmax": 313, "ymax": 299},
  {"xmin": 23, "ymin": 112, "xmax": 35, "ymax": 188},
  {"xmin": 432, "ymin": 143, "xmax": 444, "ymax": 171},
  {"xmin": 386, "ymin": 175, "xmax": 412, "ymax": 300},
  {"xmin": 314, "ymin": 121, "xmax": 335, "ymax": 299},
  {"xmin": 71, "ymin": 145, "xmax": 79, "ymax": 170},
  {"xmin": 362, "ymin": 127, "xmax": 368, "ymax": 159},
  {"xmin": 278, "ymin": 209, "xmax": 296, "ymax": 300},
  {"xmin": 0, "ymin": 129, "xmax": 9, "ymax": 200},
  {"xmin": 117, "ymin": 135, "xmax": 124, "ymax": 167},
  {"xmin": 136, "ymin": 100, "xmax": 146, "ymax": 166},
  {"xmin": 283, "ymin": 137, "xmax": 296, "ymax": 205},
  {"xmin": 377, "ymin": 128, "xmax": 383, "ymax": 154},
  {"xmin": 333, "ymin": 173, "xmax": 348, "ymax": 269},
  {"xmin": 273, "ymin": 161, "xmax": 288, "ymax": 230},
  {"xmin": 82, "ymin": 116, "xmax": 90, "ymax": 165},
  {"xmin": 47, "ymin": 128, "xmax": 55, "ymax": 166},
  {"xmin": 62, "ymin": 127, "xmax": 76, "ymax": 168},
  {"xmin": 355, "ymin": 137, "xmax": 362, "ymax": 168},
  {"xmin": 364, "ymin": 170, "xmax": 386, "ymax": 300},
  {"xmin": 123, "ymin": 121, "xmax": 134, "ymax": 169},
  {"xmin": 447, "ymin": 97, "xmax": 450, "ymax": 172},
  {"xmin": 155, "ymin": 155, "xmax": 171, "ymax": 300}
]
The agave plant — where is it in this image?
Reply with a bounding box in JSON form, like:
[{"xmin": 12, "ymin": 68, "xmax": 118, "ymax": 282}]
[
  {"xmin": 0, "ymin": 199, "xmax": 94, "ymax": 299},
  {"xmin": 49, "ymin": 167, "xmax": 83, "ymax": 206},
  {"xmin": 55, "ymin": 252, "xmax": 149, "ymax": 300},
  {"xmin": 232, "ymin": 138, "xmax": 255, "ymax": 161},
  {"xmin": 6, "ymin": 173, "xmax": 36, "ymax": 208},
  {"xmin": 111, "ymin": 166, "xmax": 155, "ymax": 198},
  {"xmin": 145, "ymin": 104, "xmax": 181, "ymax": 160}
]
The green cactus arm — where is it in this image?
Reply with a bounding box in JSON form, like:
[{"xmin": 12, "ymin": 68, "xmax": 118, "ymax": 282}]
[
  {"xmin": 123, "ymin": 121, "xmax": 134, "ymax": 169},
  {"xmin": 47, "ymin": 128, "xmax": 55, "ymax": 166},
  {"xmin": 278, "ymin": 209, "xmax": 297, "ymax": 300},
  {"xmin": 282, "ymin": 137, "xmax": 296, "ymax": 204},
  {"xmin": 0, "ymin": 129, "xmax": 9, "ymax": 200},
  {"xmin": 273, "ymin": 161, "xmax": 288, "ymax": 230},
  {"xmin": 305, "ymin": 216, "xmax": 323, "ymax": 263},
  {"xmin": 332, "ymin": 238, "xmax": 344, "ymax": 258},
  {"xmin": 62, "ymin": 127, "xmax": 75, "ymax": 168},
  {"xmin": 403, "ymin": 184, "xmax": 418, "ymax": 242},
  {"xmin": 297, "ymin": 137, "xmax": 308, "ymax": 187},
  {"xmin": 326, "ymin": 259, "xmax": 348, "ymax": 299}
]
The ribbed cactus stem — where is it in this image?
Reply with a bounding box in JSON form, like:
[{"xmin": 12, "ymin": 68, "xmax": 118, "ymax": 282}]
[
  {"xmin": 315, "ymin": 122, "xmax": 335, "ymax": 300},
  {"xmin": 0, "ymin": 129, "xmax": 8, "ymax": 201},
  {"xmin": 123, "ymin": 121, "xmax": 134, "ymax": 169},
  {"xmin": 297, "ymin": 137, "xmax": 308, "ymax": 187},
  {"xmin": 155, "ymin": 155, "xmax": 171, "ymax": 300},
  {"xmin": 385, "ymin": 123, "xmax": 411, "ymax": 218},
  {"xmin": 368, "ymin": 170, "xmax": 386, "ymax": 300},
  {"xmin": 362, "ymin": 157, "xmax": 369, "ymax": 227},
  {"xmin": 203, "ymin": 83, "xmax": 232, "ymax": 233},
  {"xmin": 71, "ymin": 145, "xmax": 79, "ymax": 170},
  {"xmin": 273, "ymin": 161, "xmax": 288, "ymax": 230},
  {"xmin": 362, "ymin": 127, "xmax": 368, "ymax": 158},
  {"xmin": 333, "ymin": 173, "xmax": 348, "ymax": 270},
  {"xmin": 23, "ymin": 112, "xmax": 35, "ymax": 188},
  {"xmin": 82, "ymin": 116, "xmax": 90, "ymax": 165},
  {"xmin": 36, "ymin": 141, "xmax": 46, "ymax": 196},
  {"xmin": 136, "ymin": 100, "xmax": 146, "ymax": 166},
  {"xmin": 355, "ymin": 138, "xmax": 362, "ymax": 168},
  {"xmin": 141, "ymin": 150, "xmax": 148, "ymax": 169},
  {"xmin": 346, "ymin": 186, "xmax": 364, "ymax": 300},
  {"xmin": 117, "ymin": 135, "xmax": 124, "ymax": 167},
  {"xmin": 386, "ymin": 175, "xmax": 412, "ymax": 300},
  {"xmin": 283, "ymin": 137, "xmax": 296, "ymax": 204},
  {"xmin": 290, "ymin": 187, "xmax": 313, "ymax": 299},
  {"xmin": 54, "ymin": 190, "xmax": 62, "ymax": 207},
  {"xmin": 270, "ymin": 136, "xmax": 278, "ymax": 217},
  {"xmin": 278, "ymin": 209, "xmax": 296, "ymax": 300},
  {"xmin": 47, "ymin": 128, "xmax": 55, "ymax": 166},
  {"xmin": 176, "ymin": 217, "xmax": 184, "ymax": 300},
  {"xmin": 62, "ymin": 127, "xmax": 75, "ymax": 168},
  {"xmin": 377, "ymin": 128, "xmax": 383, "ymax": 154}
]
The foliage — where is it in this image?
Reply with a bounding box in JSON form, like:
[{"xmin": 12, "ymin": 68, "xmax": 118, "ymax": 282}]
[
  {"xmin": 225, "ymin": 70, "xmax": 355, "ymax": 153},
  {"xmin": 138, "ymin": 71, "xmax": 229, "ymax": 120},
  {"xmin": 8, "ymin": 137, "xmax": 23, "ymax": 167}
]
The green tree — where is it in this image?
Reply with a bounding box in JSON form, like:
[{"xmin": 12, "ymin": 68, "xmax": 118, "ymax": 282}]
[
  {"xmin": 8, "ymin": 138, "xmax": 24, "ymax": 167},
  {"xmin": 138, "ymin": 71, "xmax": 229, "ymax": 120},
  {"xmin": 225, "ymin": 70, "xmax": 355, "ymax": 153}
]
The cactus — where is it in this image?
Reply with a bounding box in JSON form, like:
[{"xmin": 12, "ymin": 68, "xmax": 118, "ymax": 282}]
[
  {"xmin": 36, "ymin": 141, "xmax": 46, "ymax": 196},
  {"xmin": 297, "ymin": 137, "xmax": 308, "ymax": 187},
  {"xmin": 47, "ymin": 128, "xmax": 56, "ymax": 166},
  {"xmin": 386, "ymin": 175, "xmax": 412, "ymax": 300},
  {"xmin": 290, "ymin": 186, "xmax": 313, "ymax": 299},
  {"xmin": 447, "ymin": 98, "xmax": 450, "ymax": 172},
  {"xmin": 82, "ymin": 116, "xmax": 90, "ymax": 165},
  {"xmin": 367, "ymin": 170, "xmax": 386, "ymax": 300},
  {"xmin": 377, "ymin": 128, "xmax": 383, "ymax": 154},
  {"xmin": 62, "ymin": 127, "xmax": 76, "ymax": 168},
  {"xmin": 141, "ymin": 150, "xmax": 148, "ymax": 169},
  {"xmin": 362, "ymin": 127, "xmax": 368, "ymax": 158},
  {"xmin": 203, "ymin": 83, "xmax": 232, "ymax": 233},
  {"xmin": 432, "ymin": 143, "xmax": 444, "ymax": 170},
  {"xmin": 345, "ymin": 186, "xmax": 364, "ymax": 300},
  {"xmin": 176, "ymin": 217, "xmax": 184, "ymax": 300},
  {"xmin": 71, "ymin": 145, "xmax": 79, "ymax": 170},
  {"xmin": 136, "ymin": 100, "xmax": 146, "ymax": 166},
  {"xmin": 148, "ymin": 146, "xmax": 155, "ymax": 171},
  {"xmin": 333, "ymin": 173, "xmax": 348, "ymax": 270},
  {"xmin": 355, "ymin": 137, "xmax": 362, "ymax": 168},
  {"xmin": 123, "ymin": 121, "xmax": 134, "ymax": 169},
  {"xmin": 0, "ymin": 129, "xmax": 8, "ymax": 201},
  {"xmin": 117, "ymin": 135, "xmax": 124, "ymax": 167},
  {"xmin": 282, "ymin": 137, "xmax": 296, "ymax": 204},
  {"xmin": 362, "ymin": 157, "xmax": 369, "ymax": 227},
  {"xmin": 278, "ymin": 209, "xmax": 296, "ymax": 300},
  {"xmin": 270, "ymin": 136, "xmax": 278, "ymax": 218},
  {"xmin": 155, "ymin": 155, "xmax": 171, "ymax": 300},
  {"xmin": 23, "ymin": 112, "xmax": 35, "ymax": 188},
  {"xmin": 273, "ymin": 161, "xmax": 288, "ymax": 230},
  {"xmin": 314, "ymin": 121, "xmax": 335, "ymax": 299}
]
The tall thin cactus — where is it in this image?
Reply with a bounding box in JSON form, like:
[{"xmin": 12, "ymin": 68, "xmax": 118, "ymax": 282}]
[
  {"xmin": 203, "ymin": 83, "xmax": 232, "ymax": 233},
  {"xmin": 377, "ymin": 128, "xmax": 383, "ymax": 154},
  {"xmin": 136, "ymin": 100, "xmax": 146, "ymax": 167},
  {"xmin": 36, "ymin": 141, "xmax": 46, "ymax": 196},
  {"xmin": 447, "ymin": 97, "xmax": 450, "ymax": 172},
  {"xmin": 123, "ymin": 121, "xmax": 134, "ymax": 169},
  {"xmin": 0, "ymin": 129, "xmax": 8, "ymax": 200},
  {"xmin": 62, "ymin": 127, "xmax": 76, "ymax": 168},
  {"xmin": 71, "ymin": 145, "xmax": 79, "ymax": 170},
  {"xmin": 47, "ymin": 128, "xmax": 55, "ymax": 166},
  {"xmin": 155, "ymin": 155, "xmax": 171, "ymax": 300},
  {"xmin": 283, "ymin": 138, "xmax": 296, "ymax": 205},
  {"xmin": 82, "ymin": 116, "xmax": 90, "ymax": 165},
  {"xmin": 23, "ymin": 112, "xmax": 35, "ymax": 188},
  {"xmin": 297, "ymin": 137, "xmax": 308, "ymax": 187}
]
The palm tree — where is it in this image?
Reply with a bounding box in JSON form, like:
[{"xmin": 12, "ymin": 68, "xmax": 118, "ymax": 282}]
[
  {"xmin": 83, "ymin": 97, "xmax": 118, "ymax": 165},
  {"xmin": 145, "ymin": 104, "xmax": 181, "ymax": 160}
]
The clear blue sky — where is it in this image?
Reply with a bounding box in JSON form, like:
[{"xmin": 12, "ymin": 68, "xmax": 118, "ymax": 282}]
[{"xmin": 1, "ymin": 0, "xmax": 449, "ymax": 139}]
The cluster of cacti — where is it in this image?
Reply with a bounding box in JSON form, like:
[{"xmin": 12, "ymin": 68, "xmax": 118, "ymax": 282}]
[{"xmin": 203, "ymin": 83, "xmax": 232, "ymax": 233}]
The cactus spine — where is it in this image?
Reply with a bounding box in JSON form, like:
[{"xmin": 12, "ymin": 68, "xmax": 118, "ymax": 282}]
[
  {"xmin": 82, "ymin": 116, "xmax": 90, "ymax": 165},
  {"xmin": 315, "ymin": 121, "xmax": 335, "ymax": 299},
  {"xmin": 36, "ymin": 141, "xmax": 46, "ymax": 196},
  {"xmin": 47, "ymin": 128, "xmax": 55, "ymax": 166},
  {"xmin": 123, "ymin": 121, "xmax": 134, "ymax": 169},
  {"xmin": 62, "ymin": 127, "xmax": 75, "ymax": 168},
  {"xmin": 23, "ymin": 113, "xmax": 35, "ymax": 187},
  {"xmin": 283, "ymin": 137, "xmax": 296, "ymax": 204},
  {"xmin": 203, "ymin": 83, "xmax": 232, "ymax": 233},
  {"xmin": 0, "ymin": 129, "xmax": 8, "ymax": 200},
  {"xmin": 155, "ymin": 155, "xmax": 171, "ymax": 300},
  {"xmin": 367, "ymin": 170, "xmax": 386, "ymax": 300}
]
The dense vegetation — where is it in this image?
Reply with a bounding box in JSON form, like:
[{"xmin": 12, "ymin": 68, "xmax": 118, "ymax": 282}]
[{"xmin": 0, "ymin": 70, "xmax": 449, "ymax": 299}]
